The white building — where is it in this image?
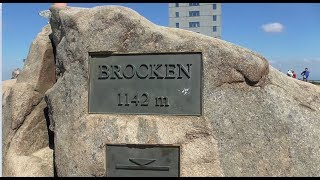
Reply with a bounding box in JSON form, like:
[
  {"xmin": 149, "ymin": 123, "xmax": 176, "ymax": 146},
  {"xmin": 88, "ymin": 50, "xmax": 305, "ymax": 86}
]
[{"xmin": 169, "ymin": 3, "xmax": 221, "ymax": 38}]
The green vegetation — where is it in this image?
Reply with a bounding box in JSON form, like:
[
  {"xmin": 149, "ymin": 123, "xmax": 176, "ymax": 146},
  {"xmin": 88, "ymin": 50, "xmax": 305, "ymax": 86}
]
[{"xmin": 310, "ymin": 81, "xmax": 320, "ymax": 85}]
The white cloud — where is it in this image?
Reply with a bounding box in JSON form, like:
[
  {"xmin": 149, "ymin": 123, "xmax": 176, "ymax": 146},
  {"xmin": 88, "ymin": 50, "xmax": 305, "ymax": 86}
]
[
  {"xmin": 313, "ymin": 57, "xmax": 320, "ymax": 62},
  {"xmin": 303, "ymin": 57, "xmax": 320, "ymax": 64},
  {"xmin": 261, "ymin": 22, "xmax": 284, "ymax": 33},
  {"xmin": 303, "ymin": 58, "xmax": 311, "ymax": 63}
]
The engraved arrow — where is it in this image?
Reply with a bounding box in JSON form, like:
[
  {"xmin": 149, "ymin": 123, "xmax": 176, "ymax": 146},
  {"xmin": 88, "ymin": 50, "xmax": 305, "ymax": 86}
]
[
  {"xmin": 115, "ymin": 158, "xmax": 170, "ymax": 171},
  {"xmin": 129, "ymin": 158, "xmax": 156, "ymax": 166}
]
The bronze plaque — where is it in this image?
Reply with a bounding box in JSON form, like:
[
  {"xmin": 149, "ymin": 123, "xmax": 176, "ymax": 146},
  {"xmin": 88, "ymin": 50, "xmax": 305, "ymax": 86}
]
[
  {"xmin": 106, "ymin": 144, "xmax": 180, "ymax": 177},
  {"xmin": 89, "ymin": 52, "xmax": 202, "ymax": 115}
]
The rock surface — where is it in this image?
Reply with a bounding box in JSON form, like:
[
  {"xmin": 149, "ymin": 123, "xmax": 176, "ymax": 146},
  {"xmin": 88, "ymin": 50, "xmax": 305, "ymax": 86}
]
[
  {"xmin": 2, "ymin": 79, "xmax": 16, "ymax": 93},
  {"xmin": 17, "ymin": 24, "xmax": 56, "ymax": 94},
  {"xmin": 2, "ymin": 24, "xmax": 55, "ymax": 177},
  {"xmin": 45, "ymin": 5, "xmax": 320, "ymax": 177}
]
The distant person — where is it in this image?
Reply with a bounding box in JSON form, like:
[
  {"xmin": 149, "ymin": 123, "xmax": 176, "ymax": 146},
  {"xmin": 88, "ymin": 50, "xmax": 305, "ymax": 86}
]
[
  {"xmin": 301, "ymin": 68, "xmax": 310, "ymax": 82},
  {"xmin": 287, "ymin": 69, "xmax": 293, "ymax": 77},
  {"xmin": 292, "ymin": 71, "xmax": 296, "ymax": 78},
  {"xmin": 11, "ymin": 68, "xmax": 20, "ymax": 79}
]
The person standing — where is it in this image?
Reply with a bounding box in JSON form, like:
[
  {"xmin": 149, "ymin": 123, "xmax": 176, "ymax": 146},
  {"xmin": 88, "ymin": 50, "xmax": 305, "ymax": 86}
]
[
  {"xmin": 292, "ymin": 70, "xmax": 297, "ymax": 78},
  {"xmin": 287, "ymin": 69, "xmax": 293, "ymax": 77},
  {"xmin": 301, "ymin": 68, "xmax": 310, "ymax": 82},
  {"xmin": 11, "ymin": 68, "xmax": 20, "ymax": 79}
]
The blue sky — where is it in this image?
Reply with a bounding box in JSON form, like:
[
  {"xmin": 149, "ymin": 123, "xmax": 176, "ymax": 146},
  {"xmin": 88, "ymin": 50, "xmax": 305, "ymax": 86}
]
[{"xmin": 2, "ymin": 3, "xmax": 320, "ymax": 80}]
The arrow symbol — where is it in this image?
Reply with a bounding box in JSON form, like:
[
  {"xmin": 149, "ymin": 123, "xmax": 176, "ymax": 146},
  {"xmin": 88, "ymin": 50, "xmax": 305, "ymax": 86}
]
[{"xmin": 129, "ymin": 158, "xmax": 156, "ymax": 166}]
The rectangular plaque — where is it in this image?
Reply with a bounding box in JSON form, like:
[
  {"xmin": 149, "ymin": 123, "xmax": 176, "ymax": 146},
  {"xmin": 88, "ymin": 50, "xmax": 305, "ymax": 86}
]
[
  {"xmin": 106, "ymin": 144, "xmax": 180, "ymax": 177},
  {"xmin": 89, "ymin": 52, "xmax": 202, "ymax": 115}
]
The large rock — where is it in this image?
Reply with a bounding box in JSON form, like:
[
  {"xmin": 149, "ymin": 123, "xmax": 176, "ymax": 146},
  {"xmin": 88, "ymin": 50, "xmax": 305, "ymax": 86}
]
[
  {"xmin": 2, "ymin": 79, "xmax": 16, "ymax": 94},
  {"xmin": 3, "ymin": 100, "xmax": 53, "ymax": 177},
  {"xmin": 17, "ymin": 24, "xmax": 56, "ymax": 94},
  {"xmin": 46, "ymin": 5, "xmax": 320, "ymax": 177},
  {"xmin": 2, "ymin": 24, "xmax": 55, "ymax": 176}
]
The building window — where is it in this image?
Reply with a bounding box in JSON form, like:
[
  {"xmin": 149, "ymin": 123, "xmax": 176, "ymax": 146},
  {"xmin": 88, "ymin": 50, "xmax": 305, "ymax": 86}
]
[
  {"xmin": 213, "ymin": 4, "xmax": 217, "ymax": 9},
  {"xmin": 213, "ymin": 26, "xmax": 217, "ymax": 32},
  {"xmin": 189, "ymin": 22, "xmax": 200, "ymax": 28},
  {"xmin": 176, "ymin": 23, "xmax": 179, "ymax": 28},
  {"xmin": 213, "ymin": 15, "xmax": 217, "ymax": 21},
  {"xmin": 189, "ymin": 3, "xmax": 200, "ymax": 6},
  {"xmin": 189, "ymin": 11, "xmax": 200, "ymax": 17},
  {"xmin": 175, "ymin": 3, "xmax": 179, "ymax": 7},
  {"xmin": 175, "ymin": 12, "xmax": 179, "ymax": 17}
]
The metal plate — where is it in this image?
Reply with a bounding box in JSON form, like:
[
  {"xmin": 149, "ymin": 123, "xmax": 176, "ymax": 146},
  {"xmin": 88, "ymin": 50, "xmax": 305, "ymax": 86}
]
[
  {"xmin": 106, "ymin": 144, "xmax": 180, "ymax": 177},
  {"xmin": 89, "ymin": 52, "xmax": 202, "ymax": 115}
]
